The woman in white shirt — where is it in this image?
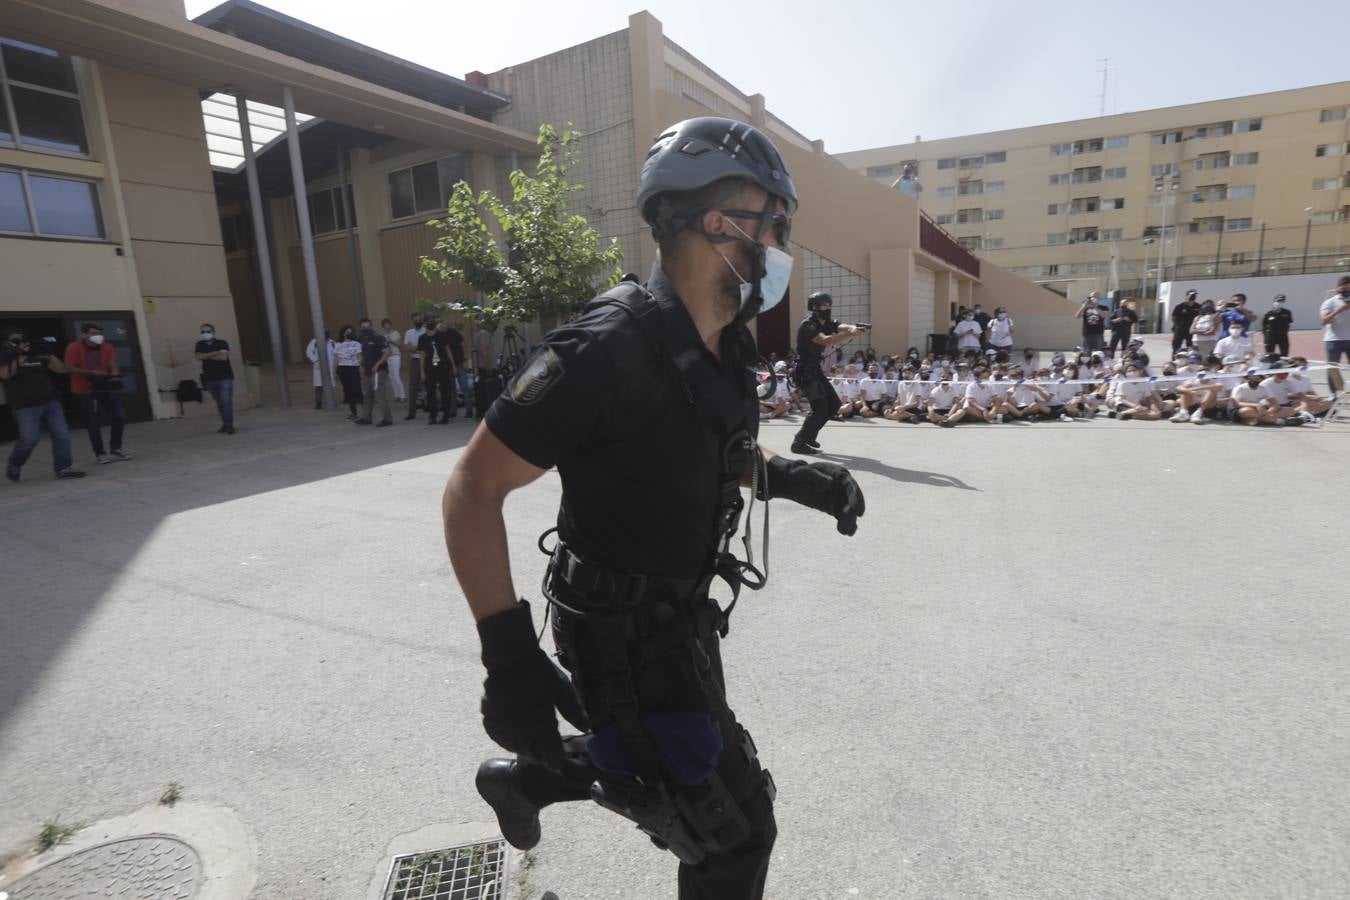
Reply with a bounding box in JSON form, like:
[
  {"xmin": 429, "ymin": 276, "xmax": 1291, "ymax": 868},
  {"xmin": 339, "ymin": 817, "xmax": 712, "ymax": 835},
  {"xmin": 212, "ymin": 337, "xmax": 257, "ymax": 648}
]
[
  {"xmin": 953, "ymin": 312, "xmax": 982, "ymax": 353},
  {"xmin": 332, "ymin": 325, "xmax": 365, "ymax": 419},
  {"xmin": 380, "ymin": 318, "xmax": 407, "ymax": 402},
  {"xmin": 986, "ymin": 308, "xmax": 1015, "ymax": 354}
]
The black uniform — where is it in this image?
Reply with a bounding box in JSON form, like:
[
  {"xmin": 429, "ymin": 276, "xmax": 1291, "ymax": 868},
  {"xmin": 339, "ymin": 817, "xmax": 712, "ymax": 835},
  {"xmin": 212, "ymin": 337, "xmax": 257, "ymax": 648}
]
[
  {"xmin": 793, "ymin": 313, "xmax": 841, "ymax": 447},
  {"xmin": 1262, "ymin": 306, "xmax": 1293, "ymax": 357},
  {"xmin": 419, "ymin": 331, "xmax": 455, "ymax": 422},
  {"xmin": 1171, "ymin": 299, "xmax": 1201, "ymax": 353},
  {"xmin": 1108, "ymin": 306, "xmax": 1139, "ymax": 356},
  {"xmin": 484, "ymin": 265, "xmax": 775, "ymax": 898}
]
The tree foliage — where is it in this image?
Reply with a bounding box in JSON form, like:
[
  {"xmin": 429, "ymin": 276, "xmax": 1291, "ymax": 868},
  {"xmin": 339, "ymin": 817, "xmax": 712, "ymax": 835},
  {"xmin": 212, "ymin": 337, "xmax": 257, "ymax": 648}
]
[{"xmin": 418, "ymin": 124, "xmax": 624, "ymax": 328}]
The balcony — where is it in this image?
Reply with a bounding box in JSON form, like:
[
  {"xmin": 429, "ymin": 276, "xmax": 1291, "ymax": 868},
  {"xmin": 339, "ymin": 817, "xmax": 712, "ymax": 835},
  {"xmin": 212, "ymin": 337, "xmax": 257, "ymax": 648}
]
[{"xmin": 919, "ymin": 212, "xmax": 981, "ymax": 278}]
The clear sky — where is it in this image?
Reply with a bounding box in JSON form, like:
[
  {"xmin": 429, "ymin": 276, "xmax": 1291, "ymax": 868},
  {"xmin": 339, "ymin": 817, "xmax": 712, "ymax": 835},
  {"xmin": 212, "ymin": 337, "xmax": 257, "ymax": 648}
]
[{"xmin": 185, "ymin": 0, "xmax": 1344, "ymax": 153}]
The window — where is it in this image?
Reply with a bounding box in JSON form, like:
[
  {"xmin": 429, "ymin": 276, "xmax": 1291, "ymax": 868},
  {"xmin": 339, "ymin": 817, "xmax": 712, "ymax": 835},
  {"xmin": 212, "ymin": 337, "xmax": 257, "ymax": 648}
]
[
  {"xmin": 1187, "ymin": 217, "xmax": 1224, "ymax": 234},
  {"xmin": 956, "ymin": 179, "xmax": 983, "ymax": 196},
  {"xmin": 1231, "ymin": 252, "xmax": 1248, "ymax": 266},
  {"xmin": 1320, "ymin": 108, "xmax": 1348, "ymax": 123},
  {"xmin": 1103, "ymin": 166, "xmax": 1127, "ymax": 180},
  {"xmin": 958, "ymin": 155, "xmax": 983, "ymax": 168},
  {"xmin": 1050, "ymin": 143, "xmax": 1072, "ymax": 156},
  {"xmin": 0, "ymin": 167, "xmax": 104, "ymax": 238},
  {"xmin": 1070, "ymin": 197, "xmax": 1099, "ymax": 214},
  {"xmin": 1308, "ymin": 211, "xmax": 1337, "ymax": 225},
  {"xmin": 1152, "ymin": 131, "xmax": 1182, "ymax": 145},
  {"xmin": 1100, "ymin": 228, "xmax": 1123, "ymax": 241},
  {"xmin": 956, "ymin": 236, "xmax": 980, "ymax": 251},
  {"xmin": 936, "ymin": 186, "xmax": 956, "ymax": 197},
  {"xmin": 1049, "ymin": 173, "xmax": 1072, "ymax": 185},
  {"xmin": 1146, "ymin": 194, "xmax": 1178, "ymax": 207},
  {"xmin": 1312, "ymin": 176, "xmax": 1341, "ymax": 190},
  {"xmin": 1234, "ymin": 118, "xmax": 1261, "ymax": 133},
  {"xmin": 934, "ymin": 214, "xmax": 954, "ymax": 225},
  {"xmin": 0, "ymin": 39, "xmax": 90, "ymax": 155},
  {"xmin": 866, "ymin": 165, "xmax": 895, "ymax": 178},
  {"xmin": 1225, "ymin": 218, "xmax": 1252, "ymax": 231},
  {"xmin": 1071, "ymin": 167, "xmax": 1102, "ymax": 183},
  {"xmin": 1315, "ymin": 143, "xmax": 1346, "ymax": 157},
  {"xmin": 1232, "ymin": 152, "xmax": 1259, "ymax": 165},
  {"xmin": 301, "ymin": 184, "xmax": 355, "ymax": 236},
  {"xmin": 984, "ymin": 180, "xmax": 1004, "ymax": 192},
  {"xmin": 1083, "ymin": 262, "xmax": 1111, "ymax": 274},
  {"xmin": 387, "ymin": 154, "xmax": 469, "ymax": 219},
  {"xmin": 937, "ymin": 157, "xmax": 957, "ymax": 169},
  {"xmin": 956, "ymin": 207, "xmax": 983, "ymax": 224},
  {"xmin": 1069, "ymin": 227, "xmax": 1098, "ymax": 242},
  {"xmin": 1150, "ymin": 163, "xmax": 1180, "ymax": 177},
  {"xmin": 1047, "ymin": 232, "xmax": 1068, "ymax": 245},
  {"xmin": 983, "ymin": 209, "xmax": 1004, "ymax": 220},
  {"xmin": 1073, "ymin": 138, "xmax": 1103, "ymax": 154},
  {"xmin": 1103, "ymin": 197, "xmax": 1125, "ymax": 210},
  {"xmin": 1228, "ymin": 185, "xmax": 1255, "ymax": 199},
  {"xmin": 982, "ymin": 237, "xmax": 1003, "ymax": 250},
  {"xmin": 1045, "ymin": 264, "xmax": 1060, "ymax": 277},
  {"xmin": 1104, "ymin": 136, "xmax": 1129, "ymax": 149},
  {"xmin": 984, "ymin": 151, "xmax": 1006, "ymax": 163},
  {"xmin": 219, "ymin": 212, "xmax": 252, "ymax": 254},
  {"xmin": 1194, "ymin": 154, "xmax": 1230, "ymax": 171},
  {"xmin": 1191, "ymin": 185, "xmax": 1227, "ymax": 203},
  {"xmin": 1047, "ymin": 202, "xmax": 1066, "ymax": 215}
]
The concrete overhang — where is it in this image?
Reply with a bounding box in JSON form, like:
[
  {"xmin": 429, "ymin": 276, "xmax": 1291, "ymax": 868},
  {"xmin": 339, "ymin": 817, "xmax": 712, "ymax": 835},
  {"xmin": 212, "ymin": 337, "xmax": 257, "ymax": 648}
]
[{"xmin": 0, "ymin": 0, "xmax": 538, "ymax": 156}]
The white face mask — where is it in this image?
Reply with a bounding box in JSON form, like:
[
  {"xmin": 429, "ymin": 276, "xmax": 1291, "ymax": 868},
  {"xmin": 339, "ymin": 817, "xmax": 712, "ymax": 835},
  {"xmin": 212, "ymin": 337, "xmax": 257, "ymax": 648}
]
[
  {"xmin": 997, "ymin": 312, "xmax": 1007, "ymax": 320},
  {"xmin": 1274, "ymin": 301, "xmax": 1285, "ymax": 306},
  {"xmin": 1229, "ymin": 328, "xmax": 1242, "ymax": 337},
  {"xmin": 88, "ymin": 334, "xmax": 105, "ymax": 345},
  {"xmin": 722, "ymin": 219, "xmax": 794, "ymax": 316},
  {"xmin": 200, "ymin": 331, "xmax": 214, "ymax": 340}
]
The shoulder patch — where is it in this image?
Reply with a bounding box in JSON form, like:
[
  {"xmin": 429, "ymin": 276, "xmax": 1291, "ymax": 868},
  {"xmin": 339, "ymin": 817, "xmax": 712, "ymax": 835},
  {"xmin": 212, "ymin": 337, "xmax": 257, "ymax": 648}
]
[{"xmin": 511, "ymin": 346, "xmax": 566, "ymax": 406}]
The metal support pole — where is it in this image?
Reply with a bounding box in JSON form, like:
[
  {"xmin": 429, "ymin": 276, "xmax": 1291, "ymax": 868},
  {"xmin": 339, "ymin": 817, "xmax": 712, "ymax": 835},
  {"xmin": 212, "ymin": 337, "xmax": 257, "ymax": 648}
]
[
  {"xmin": 1254, "ymin": 221, "xmax": 1265, "ymax": 276},
  {"xmin": 1157, "ymin": 197, "xmax": 1169, "ymax": 298},
  {"xmin": 1302, "ymin": 219, "xmax": 1312, "ymax": 274},
  {"xmin": 336, "ymin": 147, "xmax": 366, "ymax": 321},
  {"xmin": 1214, "ymin": 225, "xmax": 1224, "ymax": 276},
  {"xmin": 237, "ymin": 94, "xmax": 290, "ymax": 408},
  {"xmin": 283, "ymin": 85, "xmax": 336, "ymax": 410}
]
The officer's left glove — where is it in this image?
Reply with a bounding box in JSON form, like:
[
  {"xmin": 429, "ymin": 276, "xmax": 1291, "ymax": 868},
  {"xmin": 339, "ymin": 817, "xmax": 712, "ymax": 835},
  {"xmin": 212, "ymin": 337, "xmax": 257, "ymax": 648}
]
[
  {"xmin": 478, "ymin": 600, "xmax": 590, "ymax": 769},
  {"xmin": 762, "ymin": 455, "xmax": 866, "ymax": 535}
]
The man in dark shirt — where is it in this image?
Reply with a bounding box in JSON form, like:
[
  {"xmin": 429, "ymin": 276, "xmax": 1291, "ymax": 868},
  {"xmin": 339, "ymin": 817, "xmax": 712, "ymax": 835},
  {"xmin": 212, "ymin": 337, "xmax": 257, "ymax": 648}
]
[
  {"xmin": 1261, "ymin": 294, "xmax": 1293, "ymax": 357},
  {"xmin": 1171, "ymin": 289, "xmax": 1202, "ymax": 354},
  {"xmin": 355, "ymin": 318, "xmax": 393, "ymax": 426},
  {"xmin": 1107, "ymin": 300, "xmax": 1139, "ymax": 357},
  {"xmin": 194, "ymin": 323, "xmax": 235, "ymax": 434},
  {"xmin": 444, "ymin": 117, "xmax": 864, "ymax": 899},
  {"xmin": 2, "ymin": 330, "xmax": 85, "ymax": 481},
  {"xmin": 443, "ymin": 323, "xmax": 469, "ymax": 415},
  {"xmin": 1076, "ymin": 292, "xmax": 1107, "ymax": 351},
  {"xmin": 793, "ymin": 291, "xmax": 864, "ymax": 453},
  {"xmin": 418, "ymin": 323, "xmax": 457, "ymax": 424}
]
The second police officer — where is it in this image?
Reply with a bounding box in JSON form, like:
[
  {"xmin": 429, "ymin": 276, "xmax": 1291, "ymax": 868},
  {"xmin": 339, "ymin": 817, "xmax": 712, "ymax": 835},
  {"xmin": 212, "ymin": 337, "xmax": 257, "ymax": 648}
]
[
  {"xmin": 443, "ymin": 117, "xmax": 866, "ymax": 899},
  {"xmin": 792, "ymin": 290, "xmax": 866, "ymax": 454}
]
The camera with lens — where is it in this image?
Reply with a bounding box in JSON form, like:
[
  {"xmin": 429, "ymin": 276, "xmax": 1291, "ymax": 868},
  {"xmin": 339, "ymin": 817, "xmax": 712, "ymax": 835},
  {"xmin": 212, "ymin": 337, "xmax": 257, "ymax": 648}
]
[{"xmin": 1, "ymin": 333, "xmax": 53, "ymax": 362}]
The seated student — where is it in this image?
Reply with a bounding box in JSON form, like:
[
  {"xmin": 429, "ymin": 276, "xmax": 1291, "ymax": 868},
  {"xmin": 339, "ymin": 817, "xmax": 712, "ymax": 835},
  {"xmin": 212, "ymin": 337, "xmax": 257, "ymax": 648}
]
[
  {"xmin": 760, "ymin": 362, "xmax": 792, "ymax": 419},
  {"xmin": 1282, "ymin": 357, "xmax": 1332, "ymax": 417},
  {"xmin": 1019, "ymin": 348, "xmax": 1038, "ymax": 374},
  {"xmin": 947, "ymin": 367, "xmax": 1000, "ymax": 424},
  {"xmin": 1004, "ymin": 375, "xmax": 1055, "ymax": 421},
  {"xmin": 1260, "ymin": 368, "xmax": 1318, "ymax": 424},
  {"xmin": 884, "ymin": 367, "xmax": 914, "ymax": 422},
  {"xmin": 1046, "ymin": 368, "xmax": 1087, "ymax": 419},
  {"xmin": 857, "ymin": 366, "xmax": 888, "ymax": 418},
  {"xmin": 896, "ymin": 366, "xmax": 931, "ymax": 422},
  {"xmin": 835, "ymin": 366, "xmax": 863, "ymax": 418},
  {"xmin": 1172, "ymin": 369, "xmax": 1224, "ymax": 423},
  {"xmin": 925, "ymin": 372, "xmax": 963, "ymax": 425},
  {"xmin": 1125, "ymin": 339, "xmax": 1150, "ymax": 368},
  {"xmin": 1107, "ymin": 362, "xmax": 1167, "ymax": 420},
  {"xmin": 1232, "ymin": 370, "xmax": 1304, "ymax": 427},
  {"xmin": 882, "ymin": 366, "xmax": 901, "ymax": 409}
]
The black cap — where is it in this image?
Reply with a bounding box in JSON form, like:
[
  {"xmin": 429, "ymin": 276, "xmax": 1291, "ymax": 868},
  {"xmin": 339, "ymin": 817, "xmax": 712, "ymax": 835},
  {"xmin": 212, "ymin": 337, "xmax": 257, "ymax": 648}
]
[
  {"xmin": 807, "ymin": 291, "xmax": 832, "ymax": 310},
  {"xmin": 1186, "ymin": 289, "xmax": 1198, "ymax": 297},
  {"xmin": 1273, "ymin": 294, "xmax": 1286, "ymax": 301}
]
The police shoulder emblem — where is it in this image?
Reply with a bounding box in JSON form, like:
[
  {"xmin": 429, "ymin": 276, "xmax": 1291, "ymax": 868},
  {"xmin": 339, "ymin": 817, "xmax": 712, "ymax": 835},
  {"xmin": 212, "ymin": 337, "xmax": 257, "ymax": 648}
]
[{"xmin": 511, "ymin": 346, "xmax": 566, "ymax": 405}]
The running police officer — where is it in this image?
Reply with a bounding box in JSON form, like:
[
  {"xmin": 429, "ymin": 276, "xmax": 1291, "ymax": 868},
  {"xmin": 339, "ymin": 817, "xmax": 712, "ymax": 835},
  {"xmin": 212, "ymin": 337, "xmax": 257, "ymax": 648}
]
[
  {"xmin": 791, "ymin": 292, "xmax": 866, "ymax": 454},
  {"xmin": 443, "ymin": 117, "xmax": 865, "ymax": 899}
]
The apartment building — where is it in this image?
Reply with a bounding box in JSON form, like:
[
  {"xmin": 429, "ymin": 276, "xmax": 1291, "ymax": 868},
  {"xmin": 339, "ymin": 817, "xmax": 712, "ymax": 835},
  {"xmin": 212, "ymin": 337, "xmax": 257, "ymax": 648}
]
[{"xmin": 839, "ymin": 82, "xmax": 1350, "ymax": 302}]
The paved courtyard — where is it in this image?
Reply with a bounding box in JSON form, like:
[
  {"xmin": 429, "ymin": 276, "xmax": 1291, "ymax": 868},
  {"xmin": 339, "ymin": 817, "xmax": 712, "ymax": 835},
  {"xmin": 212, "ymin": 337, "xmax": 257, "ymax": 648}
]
[{"xmin": 1, "ymin": 403, "xmax": 1347, "ymax": 898}]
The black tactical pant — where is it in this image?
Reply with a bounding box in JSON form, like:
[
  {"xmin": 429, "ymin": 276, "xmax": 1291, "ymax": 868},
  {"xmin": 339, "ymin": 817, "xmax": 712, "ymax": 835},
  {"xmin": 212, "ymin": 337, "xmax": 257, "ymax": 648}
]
[
  {"xmin": 795, "ymin": 369, "xmax": 840, "ymax": 446},
  {"xmin": 513, "ymin": 596, "xmax": 775, "ymax": 899},
  {"xmin": 423, "ymin": 364, "xmax": 454, "ymax": 420},
  {"xmin": 1264, "ymin": 330, "xmax": 1289, "ymax": 357}
]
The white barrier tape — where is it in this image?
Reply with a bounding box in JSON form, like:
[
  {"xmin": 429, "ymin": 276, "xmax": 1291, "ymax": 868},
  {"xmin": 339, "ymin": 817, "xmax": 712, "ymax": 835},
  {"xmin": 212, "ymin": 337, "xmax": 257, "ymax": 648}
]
[{"xmin": 822, "ymin": 365, "xmax": 1340, "ymax": 391}]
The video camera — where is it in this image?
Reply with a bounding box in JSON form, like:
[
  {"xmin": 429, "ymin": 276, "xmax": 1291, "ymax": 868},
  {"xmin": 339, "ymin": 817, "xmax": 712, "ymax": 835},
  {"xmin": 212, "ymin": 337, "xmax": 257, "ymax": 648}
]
[{"xmin": 1, "ymin": 332, "xmax": 54, "ymax": 362}]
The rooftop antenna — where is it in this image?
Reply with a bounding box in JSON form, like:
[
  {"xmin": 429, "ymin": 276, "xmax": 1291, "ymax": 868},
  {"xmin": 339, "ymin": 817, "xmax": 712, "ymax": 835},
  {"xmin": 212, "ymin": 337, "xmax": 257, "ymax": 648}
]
[{"xmin": 1096, "ymin": 58, "xmax": 1109, "ymax": 116}]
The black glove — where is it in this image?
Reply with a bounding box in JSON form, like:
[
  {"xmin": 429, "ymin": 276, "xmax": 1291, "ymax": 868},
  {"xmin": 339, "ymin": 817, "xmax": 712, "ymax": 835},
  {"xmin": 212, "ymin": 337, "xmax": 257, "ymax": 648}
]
[
  {"xmin": 478, "ymin": 600, "xmax": 590, "ymax": 768},
  {"xmin": 763, "ymin": 455, "xmax": 866, "ymax": 535}
]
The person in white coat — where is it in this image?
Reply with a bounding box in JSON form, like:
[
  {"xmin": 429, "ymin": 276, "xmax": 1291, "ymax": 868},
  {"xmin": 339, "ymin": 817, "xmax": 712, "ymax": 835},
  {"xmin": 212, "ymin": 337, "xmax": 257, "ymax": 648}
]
[{"xmin": 305, "ymin": 331, "xmax": 337, "ymax": 409}]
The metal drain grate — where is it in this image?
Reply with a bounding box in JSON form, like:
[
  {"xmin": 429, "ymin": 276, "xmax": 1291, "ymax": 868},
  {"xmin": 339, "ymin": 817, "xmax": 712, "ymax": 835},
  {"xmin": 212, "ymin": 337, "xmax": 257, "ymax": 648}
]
[{"xmin": 382, "ymin": 840, "xmax": 507, "ymax": 900}]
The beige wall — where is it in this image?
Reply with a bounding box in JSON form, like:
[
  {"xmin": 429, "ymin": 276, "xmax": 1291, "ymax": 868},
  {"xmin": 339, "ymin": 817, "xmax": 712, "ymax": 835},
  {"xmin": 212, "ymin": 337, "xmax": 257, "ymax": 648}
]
[{"xmin": 840, "ymin": 81, "xmax": 1350, "ymax": 300}]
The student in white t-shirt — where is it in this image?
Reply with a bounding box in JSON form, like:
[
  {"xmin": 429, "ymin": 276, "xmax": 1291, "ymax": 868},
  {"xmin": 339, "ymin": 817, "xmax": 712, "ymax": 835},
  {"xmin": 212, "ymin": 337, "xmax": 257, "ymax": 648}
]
[
  {"xmin": 1004, "ymin": 377, "xmax": 1054, "ymax": 422},
  {"xmin": 946, "ymin": 368, "xmax": 1000, "ymax": 424},
  {"xmin": 1260, "ymin": 368, "xmax": 1318, "ymax": 424},
  {"xmin": 760, "ymin": 362, "xmax": 791, "ymax": 419},
  {"xmin": 1283, "ymin": 358, "xmax": 1332, "ymax": 416},
  {"xmin": 887, "ymin": 368, "xmax": 927, "ymax": 422},
  {"xmin": 1232, "ymin": 371, "xmax": 1302, "ymax": 426},
  {"xmin": 857, "ymin": 368, "xmax": 887, "ymax": 418},
  {"xmin": 835, "ymin": 366, "xmax": 863, "ymax": 418},
  {"xmin": 1107, "ymin": 363, "xmax": 1166, "ymax": 420},
  {"xmin": 986, "ymin": 308, "xmax": 1015, "ymax": 353},
  {"xmin": 953, "ymin": 312, "xmax": 982, "ymax": 352},
  {"xmin": 925, "ymin": 375, "xmax": 962, "ymax": 425},
  {"xmin": 1214, "ymin": 325, "xmax": 1254, "ymax": 364}
]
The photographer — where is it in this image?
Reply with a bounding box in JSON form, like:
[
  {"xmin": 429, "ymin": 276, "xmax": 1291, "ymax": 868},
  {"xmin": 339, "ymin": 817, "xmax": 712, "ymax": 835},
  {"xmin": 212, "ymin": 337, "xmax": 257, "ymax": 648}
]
[
  {"xmin": 2, "ymin": 330, "xmax": 85, "ymax": 482},
  {"xmin": 63, "ymin": 323, "xmax": 130, "ymax": 464}
]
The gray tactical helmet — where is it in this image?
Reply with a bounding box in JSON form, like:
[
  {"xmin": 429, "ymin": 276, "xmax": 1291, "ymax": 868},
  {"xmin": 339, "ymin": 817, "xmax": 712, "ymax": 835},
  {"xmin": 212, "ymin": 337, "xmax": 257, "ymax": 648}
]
[{"xmin": 638, "ymin": 117, "xmax": 798, "ymax": 241}]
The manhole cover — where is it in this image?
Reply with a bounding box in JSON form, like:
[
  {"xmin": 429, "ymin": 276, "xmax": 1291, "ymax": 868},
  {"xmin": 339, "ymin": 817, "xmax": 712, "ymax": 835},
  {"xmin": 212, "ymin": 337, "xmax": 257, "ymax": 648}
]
[
  {"xmin": 7, "ymin": 835, "xmax": 202, "ymax": 899},
  {"xmin": 382, "ymin": 840, "xmax": 507, "ymax": 900}
]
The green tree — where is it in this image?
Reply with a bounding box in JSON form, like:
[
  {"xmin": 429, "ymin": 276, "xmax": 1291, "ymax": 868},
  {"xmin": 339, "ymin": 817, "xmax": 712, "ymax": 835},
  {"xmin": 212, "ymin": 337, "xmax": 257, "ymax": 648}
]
[{"xmin": 418, "ymin": 124, "xmax": 624, "ymax": 329}]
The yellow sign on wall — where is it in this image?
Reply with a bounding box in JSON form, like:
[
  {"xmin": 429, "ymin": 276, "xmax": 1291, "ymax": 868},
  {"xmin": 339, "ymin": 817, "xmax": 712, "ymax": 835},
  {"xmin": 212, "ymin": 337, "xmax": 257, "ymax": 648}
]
[{"xmin": 143, "ymin": 297, "xmax": 158, "ymax": 314}]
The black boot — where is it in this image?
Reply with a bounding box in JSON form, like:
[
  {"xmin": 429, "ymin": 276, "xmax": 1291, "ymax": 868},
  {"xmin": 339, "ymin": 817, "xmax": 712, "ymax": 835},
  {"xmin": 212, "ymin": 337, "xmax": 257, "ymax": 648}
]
[{"xmin": 476, "ymin": 759, "xmax": 542, "ymax": 850}]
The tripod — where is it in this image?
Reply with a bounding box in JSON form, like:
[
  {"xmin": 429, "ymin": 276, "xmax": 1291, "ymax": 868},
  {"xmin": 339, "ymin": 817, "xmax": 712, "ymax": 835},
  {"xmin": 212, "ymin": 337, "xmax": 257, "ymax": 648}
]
[{"xmin": 497, "ymin": 325, "xmax": 524, "ymax": 379}]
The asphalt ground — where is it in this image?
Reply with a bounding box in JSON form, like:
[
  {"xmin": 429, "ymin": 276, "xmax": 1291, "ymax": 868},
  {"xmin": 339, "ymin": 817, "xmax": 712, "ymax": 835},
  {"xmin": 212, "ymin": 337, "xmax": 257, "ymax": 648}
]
[{"xmin": 1, "ymin": 402, "xmax": 1347, "ymax": 899}]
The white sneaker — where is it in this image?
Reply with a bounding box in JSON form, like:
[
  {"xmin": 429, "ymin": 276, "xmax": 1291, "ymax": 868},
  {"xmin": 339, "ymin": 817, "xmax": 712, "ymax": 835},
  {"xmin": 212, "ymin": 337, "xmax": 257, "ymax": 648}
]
[
  {"xmin": 1059, "ymin": 413, "xmax": 1073, "ymax": 422},
  {"xmin": 1299, "ymin": 411, "xmax": 1317, "ymax": 424},
  {"xmin": 1190, "ymin": 410, "xmax": 1205, "ymax": 424},
  {"xmin": 996, "ymin": 413, "xmax": 1005, "ymax": 424},
  {"xmin": 110, "ymin": 448, "xmax": 132, "ymax": 461},
  {"xmin": 96, "ymin": 453, "xmax": 113, "ymax": 465}
]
